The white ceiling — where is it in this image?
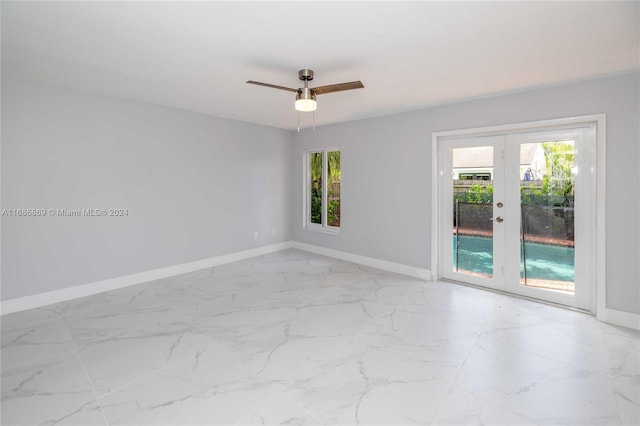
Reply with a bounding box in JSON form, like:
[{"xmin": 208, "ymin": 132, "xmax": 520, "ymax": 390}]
[{"xmin": 3, "ymin": 1, "xmax": 638, "ymax": 130}]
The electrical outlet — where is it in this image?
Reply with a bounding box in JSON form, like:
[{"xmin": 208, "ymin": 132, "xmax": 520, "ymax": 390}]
[{"xmin": 253, "ymin": 232, "xmax": 258, "ymax": 240}]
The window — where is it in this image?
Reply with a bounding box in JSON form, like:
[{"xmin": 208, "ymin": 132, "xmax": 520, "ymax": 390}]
[
  {"xmin": 306, "ymin": 149, "xmax": 340, "ymax": 232},
  {"xmin": 459, "ymin": 172, "xmax": 492, "ymax": 180}
]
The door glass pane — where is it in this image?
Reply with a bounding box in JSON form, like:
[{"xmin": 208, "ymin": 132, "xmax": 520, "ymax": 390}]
[
  {"xmin": 310, "ymin": 152, "xmax": 323, "ymax": 224},
  {"xmin": 519, "ymin": 141, "xmax": 575, "ymax": 294},
  {"xmin": 452, "ymin": 146, "xmax": 494, "ymax": 277},
  {"xmin": 327, "ymin": 151, "xmax": 341, "ymax": 227}
]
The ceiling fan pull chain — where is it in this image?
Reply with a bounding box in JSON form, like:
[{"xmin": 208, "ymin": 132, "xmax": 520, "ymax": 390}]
[
  {"xmin": 297, "ymin": 111, "xmax": 300, "ymax": 132},
  {"xmin": 313, "ymin": 109, "xmax": 315, "ymax": 130}
]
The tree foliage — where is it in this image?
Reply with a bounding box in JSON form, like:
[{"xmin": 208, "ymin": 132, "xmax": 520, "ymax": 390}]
[
  {"xmin": 521, "ymin": 142, "xmax": 575, "ymax": 207},
  {"xmin": 456, "ymin": 184, "xmax": 493, "ymax": 204},
  {"xmin": 310, "ymin": 151, "xmax": 341, "ymax": 226}
]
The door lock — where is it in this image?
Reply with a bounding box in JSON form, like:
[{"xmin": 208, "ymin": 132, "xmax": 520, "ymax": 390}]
[{"xmin": 497, "ymin": 202, "xmax": 504, "ymax": 208}]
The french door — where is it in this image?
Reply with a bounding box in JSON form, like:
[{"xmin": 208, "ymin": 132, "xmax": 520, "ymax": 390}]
[{"xmin": 439, "ymin": 127, "xmax": 595, "ymax": 310}]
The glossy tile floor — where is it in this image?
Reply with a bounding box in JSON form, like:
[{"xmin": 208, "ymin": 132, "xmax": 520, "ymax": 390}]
[{"xmin": 1, "ymin": 249, "xmax": 638, "ymax": 425}]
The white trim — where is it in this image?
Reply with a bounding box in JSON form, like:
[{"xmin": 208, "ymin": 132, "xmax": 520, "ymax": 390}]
[
  {"xmin": 432, "ymin": 114, "xmax": 607, "ymax": 139},
  {"xmin": 595, "ymin": 116, "xmax": 607, "ymax": 321},
  {"xmin": 600, "ymin": 308, "xmax": 640, "ymax": 331},
  {"xmin": 431, "ymin": 115, "xmax": 607, "ymax": 316},
  {"xmin": 302, "ymin": 151, "xmax": 308, "ymax": 230},
  {"xmin": 302, "ymin": 227, "xmax": 341, "ymax": 236},
  {"xmin": 431, "ymin": 132, "xmax": 440, "ymax": 285},
  {"xmin": 292, "ymin": 242, "xmax": 432, "ymax": 281},
  {"xmin": 0, "ymin": 242, "xmax": 294, "ymax": 315}
]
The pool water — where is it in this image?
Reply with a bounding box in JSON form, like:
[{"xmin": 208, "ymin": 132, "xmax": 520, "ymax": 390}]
[{"xmin": 453, "ymin": 235, "xmax": 574, "ymax": 282}]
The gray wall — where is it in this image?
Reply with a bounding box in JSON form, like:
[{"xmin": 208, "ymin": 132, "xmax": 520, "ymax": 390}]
[
  {"xmin": 3, "ymin": 73, "xmax": 638, "ymax": 315},
  {"xmin": 2, "ymin": 79, "xmax": 293, "ymax": 300},
  {"xmin": 292, "ymin": 72, "xmax": 640, "ymax": 315}
]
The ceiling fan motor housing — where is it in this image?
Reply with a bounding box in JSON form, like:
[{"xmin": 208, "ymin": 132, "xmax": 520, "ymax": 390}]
[{"xmin": 297, "ymin": 87, "xmax": 316, "ymax": 101}]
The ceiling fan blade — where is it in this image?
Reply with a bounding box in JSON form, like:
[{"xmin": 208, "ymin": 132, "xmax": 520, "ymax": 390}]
[
  {"xmin": 312, "ymin": 81, "xmax": 364, "ymax": 95},
  {"xmin": 246, "ymin": 80, "xmax": 298, "ymax": 93}
]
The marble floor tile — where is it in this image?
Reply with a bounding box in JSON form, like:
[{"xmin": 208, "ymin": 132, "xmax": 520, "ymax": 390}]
[{"xmin": 1, "ymin": 249, "xmax": 638, "ymax": 425}]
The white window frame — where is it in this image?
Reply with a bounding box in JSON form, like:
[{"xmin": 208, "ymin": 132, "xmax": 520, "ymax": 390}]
[{"xmin": 303, "ymin": 147, "xmax": 341, "ymax": 234}]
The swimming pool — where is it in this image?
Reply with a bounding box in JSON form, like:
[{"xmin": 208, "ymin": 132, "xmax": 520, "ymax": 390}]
[{"xmin": 453, "ymin": 235, "xmax": 574, "ymax": 282}]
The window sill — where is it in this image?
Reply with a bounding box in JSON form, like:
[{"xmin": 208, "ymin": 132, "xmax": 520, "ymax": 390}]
[{"xmin": 303, "ymin": 226, "xmax": 341, "ymax": 236}]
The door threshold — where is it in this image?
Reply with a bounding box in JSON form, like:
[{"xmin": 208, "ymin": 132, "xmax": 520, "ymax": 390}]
[{"xmin": 439, "ymin": 278, "xmax": 593, "ymax": 316}]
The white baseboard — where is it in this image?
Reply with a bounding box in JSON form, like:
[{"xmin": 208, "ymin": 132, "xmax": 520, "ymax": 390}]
[
  {"xmin": 598, "ymin": 307, "xmax": 640, "ymax": 331},
  {"xmin": 292, "ymin": 242, "xmax": 432, "ymax": 281},
  {"xmin": 5, "ymin": 239, "xmax": 633, "ymax": 331},
  {"xmin": 0, "ymin": 242, "xmax": 294, "ymax": 315}
]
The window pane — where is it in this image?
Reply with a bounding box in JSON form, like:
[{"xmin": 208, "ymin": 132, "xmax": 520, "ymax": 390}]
[
  {"xmin": 327, "ymin": 151, "xmax": 341, "ymax": 227},
  {"xmin": 452, "ymin": 146, "xmax": 494, "ymax": 278},
  {"xmin": 310, "ymin": 152, "xmax": 323, "ymax": 224},
  {"xmin": 520, "ymin": 141, "xmax": 575, "ymax": 294}
]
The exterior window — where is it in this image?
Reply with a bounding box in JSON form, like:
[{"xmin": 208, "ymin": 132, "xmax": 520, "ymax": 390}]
[
  {"xmin": 306, "ymin": 149, "xmax": 340, "ymax": 231},
  {"xmin": 459, "ymin": 172, "xmax": 492, "ymax": 181}
]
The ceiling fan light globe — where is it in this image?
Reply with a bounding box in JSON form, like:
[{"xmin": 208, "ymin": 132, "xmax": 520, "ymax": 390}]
[{"xmin": 295, "ymin": 99, "xmax": 317, "ymax": 112}]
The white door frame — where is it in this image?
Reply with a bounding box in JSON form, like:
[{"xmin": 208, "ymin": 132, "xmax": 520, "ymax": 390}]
[{"xmin": 431, "ymin": 114, "xmax": 606, "ymax": 315}]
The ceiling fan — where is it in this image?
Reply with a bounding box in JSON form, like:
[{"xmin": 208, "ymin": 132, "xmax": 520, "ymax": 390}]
[{"xmin": 246, "ymin": 69, "xmax": 364, "ymax": 113}]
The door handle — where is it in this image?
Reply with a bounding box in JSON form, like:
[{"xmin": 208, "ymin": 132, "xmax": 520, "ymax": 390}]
[{"xmin": 490, "ymin": 216, "xmax": 504, "ymax": 223}]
